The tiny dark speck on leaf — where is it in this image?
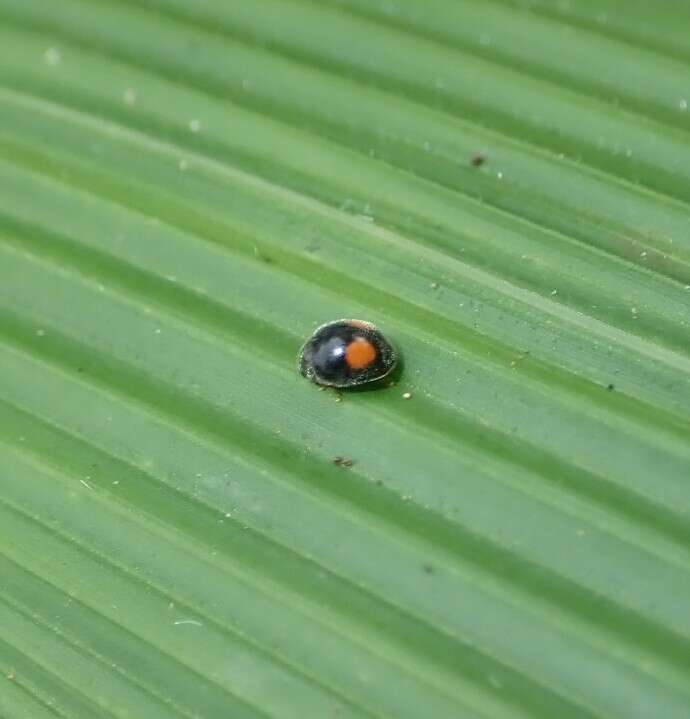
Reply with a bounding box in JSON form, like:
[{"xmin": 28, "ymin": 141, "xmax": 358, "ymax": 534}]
[
  {"xmin": 77, "ymin": 367, "xmax": 84, "ymax": 373},
  {"xmin": 333, "ymin": 456, "xmax": 354, "ymax": 467},
  {"xmin": 470, "ymin": 153, "xmax": 487, "ymax": 167},
  {"xmin": 253, "ymin": 246, "xmax": 273, "ymax": 263},
  {"xmin": 607, "ymin": 383, "xmax": 615, "ymax": 391},
  {"xmin": 423, "ymin": 563, "xmax": 434, "ymax": 574}
]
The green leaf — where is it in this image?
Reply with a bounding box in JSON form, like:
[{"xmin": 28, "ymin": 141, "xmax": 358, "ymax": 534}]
[{"xmin": 0, "ymin": 1, "xmax": 689, "ymax": 717}]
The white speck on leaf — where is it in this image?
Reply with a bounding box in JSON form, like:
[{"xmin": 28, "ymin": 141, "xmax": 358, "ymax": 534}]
[{"xmin": 43, "ymin": 47, "xmax": 62, "ymax": 66}]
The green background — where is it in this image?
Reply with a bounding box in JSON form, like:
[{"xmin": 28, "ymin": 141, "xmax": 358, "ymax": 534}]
[{"xmin": 1, "ymin": 1, "xmax": 689, "ymax": 717}]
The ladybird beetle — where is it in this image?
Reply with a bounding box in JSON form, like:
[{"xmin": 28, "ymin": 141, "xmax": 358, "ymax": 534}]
[{"xmin": 299, "ymin": 319, "xmax": 398, "ymax": 388}]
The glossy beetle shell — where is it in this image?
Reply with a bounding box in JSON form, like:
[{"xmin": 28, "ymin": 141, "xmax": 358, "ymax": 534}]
[{"xmin": 298, "ymin": 319, "xmax": 398, "ymax": 388}]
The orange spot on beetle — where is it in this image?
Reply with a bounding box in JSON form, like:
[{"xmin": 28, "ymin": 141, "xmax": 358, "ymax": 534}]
[{"xmin": 345, "ymin": 338, "xmax": 377, "ymax": 370}]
